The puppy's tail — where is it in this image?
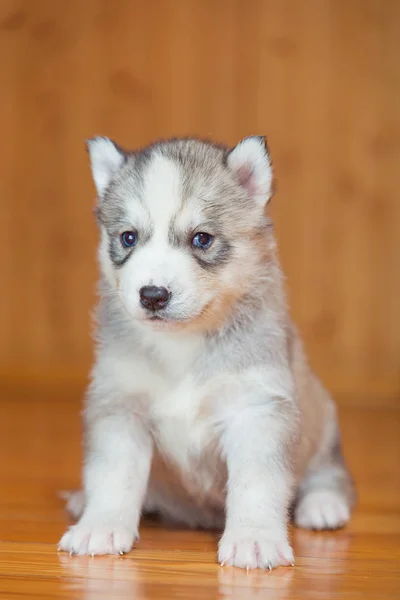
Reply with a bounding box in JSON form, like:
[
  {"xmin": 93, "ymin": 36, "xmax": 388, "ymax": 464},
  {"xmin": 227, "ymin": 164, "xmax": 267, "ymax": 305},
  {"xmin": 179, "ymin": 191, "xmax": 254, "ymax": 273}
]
[{"xmin": 58, "ymin": 490, "xmax": 85, "ymax": 520}]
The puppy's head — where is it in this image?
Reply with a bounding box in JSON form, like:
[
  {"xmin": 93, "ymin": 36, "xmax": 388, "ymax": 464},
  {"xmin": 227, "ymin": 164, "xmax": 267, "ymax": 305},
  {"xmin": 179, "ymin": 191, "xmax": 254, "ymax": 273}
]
[{"xmin": 88, "ymin": 136, "xmax": 275, "ymax": 332}]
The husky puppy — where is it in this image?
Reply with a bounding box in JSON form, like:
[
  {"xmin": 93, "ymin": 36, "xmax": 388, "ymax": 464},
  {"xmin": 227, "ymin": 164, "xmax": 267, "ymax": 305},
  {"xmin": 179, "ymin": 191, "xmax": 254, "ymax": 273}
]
[{"xmin": 59, "ymin": 136, "xmax": 355, "ymax": 569}]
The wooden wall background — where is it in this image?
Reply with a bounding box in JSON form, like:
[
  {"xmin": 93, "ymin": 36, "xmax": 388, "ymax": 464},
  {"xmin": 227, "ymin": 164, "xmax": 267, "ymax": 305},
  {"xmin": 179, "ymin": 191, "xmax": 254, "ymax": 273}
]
[{"xmin": 0, "ymin": 0, "xmax": 399, "ymax": 404}]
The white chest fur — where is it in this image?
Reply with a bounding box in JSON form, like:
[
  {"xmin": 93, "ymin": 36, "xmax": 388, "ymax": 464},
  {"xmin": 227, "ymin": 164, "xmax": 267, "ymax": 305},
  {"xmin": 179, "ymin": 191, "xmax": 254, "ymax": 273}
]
[{"xmin": 107, "ymin": 328, "xmax": 216, "ymax": 468}]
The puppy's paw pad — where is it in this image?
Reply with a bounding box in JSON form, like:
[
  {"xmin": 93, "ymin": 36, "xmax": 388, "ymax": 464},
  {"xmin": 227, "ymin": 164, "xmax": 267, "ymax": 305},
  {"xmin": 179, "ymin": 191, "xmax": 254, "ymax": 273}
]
[
  {"xmin": 218, "ymin": 529, "xmax": 294, "ymax": 570},
  {"xmin": 295, "ymin": 490, "xmax": 350, "ymax": 530},
  {"xmin": 58, "ymin": 522, "xmax": 137, "ymax": 556}
]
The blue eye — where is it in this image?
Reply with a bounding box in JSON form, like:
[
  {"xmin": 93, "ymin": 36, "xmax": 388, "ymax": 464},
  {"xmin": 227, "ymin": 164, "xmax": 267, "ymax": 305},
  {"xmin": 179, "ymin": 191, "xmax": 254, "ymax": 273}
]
[
  {"xmin": 192, "ymin": 232, "xmax": 213, "ymax": 249},
  {"xmin": 121, "ymin": 231, "xmax": 137, "ymax": 248}
]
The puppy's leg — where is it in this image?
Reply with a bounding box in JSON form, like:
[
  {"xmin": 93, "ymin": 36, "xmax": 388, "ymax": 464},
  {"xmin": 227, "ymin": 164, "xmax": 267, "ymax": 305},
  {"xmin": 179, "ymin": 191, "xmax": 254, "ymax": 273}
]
[
  {"xmin": 294, "ymin": 436, "xmax": 355, "ymax": 530},
  {"xmin": 59, "ymin": 405, "xmax": 152, "ymax": 556},
  {"xmin": 218, "ymin": 396, "xmax": 298, "ymax": 570}
]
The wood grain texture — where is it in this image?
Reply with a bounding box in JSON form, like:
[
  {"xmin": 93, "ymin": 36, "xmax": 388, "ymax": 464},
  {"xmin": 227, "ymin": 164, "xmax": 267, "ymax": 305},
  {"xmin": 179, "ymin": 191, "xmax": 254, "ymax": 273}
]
[
  {"xmin": 0, "ymin": 380, "xmax": 399, "ymax": 599},
  {"xmin": 0, "ymin": 0, "xmax": 399, "ymax": 402}
]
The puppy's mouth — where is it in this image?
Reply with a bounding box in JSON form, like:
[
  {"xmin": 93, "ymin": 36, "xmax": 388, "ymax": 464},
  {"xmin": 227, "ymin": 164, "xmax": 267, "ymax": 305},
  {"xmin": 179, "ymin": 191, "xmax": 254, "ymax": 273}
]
[
  {"xmin": 147, "ymin": 315, "xmax": 167, "ymax": 322},
  {"xmin": 137, "ymin": 301, "xmax": 203, "ymax": 328},
  {"xmin": 143, "ymin": 313, "xmax": 186, "ymax": 327}
]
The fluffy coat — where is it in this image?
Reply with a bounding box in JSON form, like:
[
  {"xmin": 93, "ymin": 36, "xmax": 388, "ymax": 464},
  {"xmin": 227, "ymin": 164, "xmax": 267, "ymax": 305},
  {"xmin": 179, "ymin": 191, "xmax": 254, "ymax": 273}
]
[{"xmin": 59, "ymin": 136, "xmax": 355, "ymax": 569}]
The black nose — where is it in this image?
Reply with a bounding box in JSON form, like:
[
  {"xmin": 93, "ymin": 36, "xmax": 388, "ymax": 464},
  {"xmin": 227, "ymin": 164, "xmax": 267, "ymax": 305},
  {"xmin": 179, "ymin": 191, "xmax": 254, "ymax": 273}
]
[{"xmin": 139, "ymin": 286, "xmax": 171, "ymax": 311}]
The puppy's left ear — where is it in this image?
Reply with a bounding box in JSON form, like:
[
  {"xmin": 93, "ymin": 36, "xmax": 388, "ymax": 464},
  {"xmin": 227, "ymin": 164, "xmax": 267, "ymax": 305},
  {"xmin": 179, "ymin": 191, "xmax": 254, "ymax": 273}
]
[
  {"xmin": 86, "ymin": 136, "xmax": 126, "ymax": 198},
  {"xmin": 227, "ymin": 136, "xmax": 273, "ymax": 205}
]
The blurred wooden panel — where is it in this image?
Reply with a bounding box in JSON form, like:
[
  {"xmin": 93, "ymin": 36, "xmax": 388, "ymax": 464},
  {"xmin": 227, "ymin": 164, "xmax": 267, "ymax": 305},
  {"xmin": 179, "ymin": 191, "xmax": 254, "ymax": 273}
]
[{"xmin": 0, "ymin": 0, "xmax": 399, "ymax": 402}]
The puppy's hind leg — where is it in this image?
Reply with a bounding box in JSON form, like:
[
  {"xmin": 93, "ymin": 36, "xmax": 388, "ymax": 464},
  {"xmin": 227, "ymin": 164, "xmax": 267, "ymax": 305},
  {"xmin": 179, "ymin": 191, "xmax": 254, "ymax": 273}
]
[
  {"xmin": 59, "ymin": 490, "xmax": 86, "ymax": 521},
  {"xmin": 294, "ymin": 436, "xmax": 356, "ymax": 531}
]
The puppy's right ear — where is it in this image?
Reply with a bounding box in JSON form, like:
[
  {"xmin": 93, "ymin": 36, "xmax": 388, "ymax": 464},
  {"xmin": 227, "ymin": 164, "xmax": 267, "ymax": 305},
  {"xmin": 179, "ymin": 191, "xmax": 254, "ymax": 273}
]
[
  {"xmin": 227, "ymin": 136, "xmax": 273, "ymax": 206},
  {"xmin": 86, "ymin": 137, "xmax": 126, "ymax": 198}
]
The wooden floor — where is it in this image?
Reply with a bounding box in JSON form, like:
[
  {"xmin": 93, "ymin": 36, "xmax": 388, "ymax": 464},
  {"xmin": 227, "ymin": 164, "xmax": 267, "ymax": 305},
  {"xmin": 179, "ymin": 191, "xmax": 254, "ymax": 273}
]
[{"xmin": 0, "ymin": 379, "xmax": 399, "ymax": 599}]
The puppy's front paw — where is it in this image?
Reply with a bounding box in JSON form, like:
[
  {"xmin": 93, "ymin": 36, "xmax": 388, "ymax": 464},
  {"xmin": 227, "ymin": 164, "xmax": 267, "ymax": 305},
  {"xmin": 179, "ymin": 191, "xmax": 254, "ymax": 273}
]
[
  {"xmin": 58, "ymin": 518, "xmax": 138, "ymax": 556},
  {"xmin": 218, "ymin": 528, "xmax": 294, "ymax": 570}
]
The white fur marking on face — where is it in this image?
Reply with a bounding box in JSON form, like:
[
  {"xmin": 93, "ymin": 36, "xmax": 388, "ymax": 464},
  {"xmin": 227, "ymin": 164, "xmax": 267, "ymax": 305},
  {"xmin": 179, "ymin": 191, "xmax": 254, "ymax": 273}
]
[
  {"xmin": 142, "ymin": 153, "xmax": 183, "ymax": 238},
  {"xmin": 87, "ymin": 137, "xmax": 125, "ymax": 197},
  {"xmin": 119, "ymin": 153, "xmax": 204, "ymax": 314},
  {"xmin": 228, "ymin": 137, "xmax": 273, "ymax": 204}
]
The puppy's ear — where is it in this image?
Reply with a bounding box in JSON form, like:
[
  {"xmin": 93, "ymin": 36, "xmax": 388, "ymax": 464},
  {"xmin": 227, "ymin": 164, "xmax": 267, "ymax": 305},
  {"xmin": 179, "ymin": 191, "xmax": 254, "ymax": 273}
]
[
  {"xmin": 227, "ymin": 136, "xmax": 273, "ymax": 205},
  {"xmin": 86, "ymin": 136, "xmax": 126, "ymax": 198}
]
